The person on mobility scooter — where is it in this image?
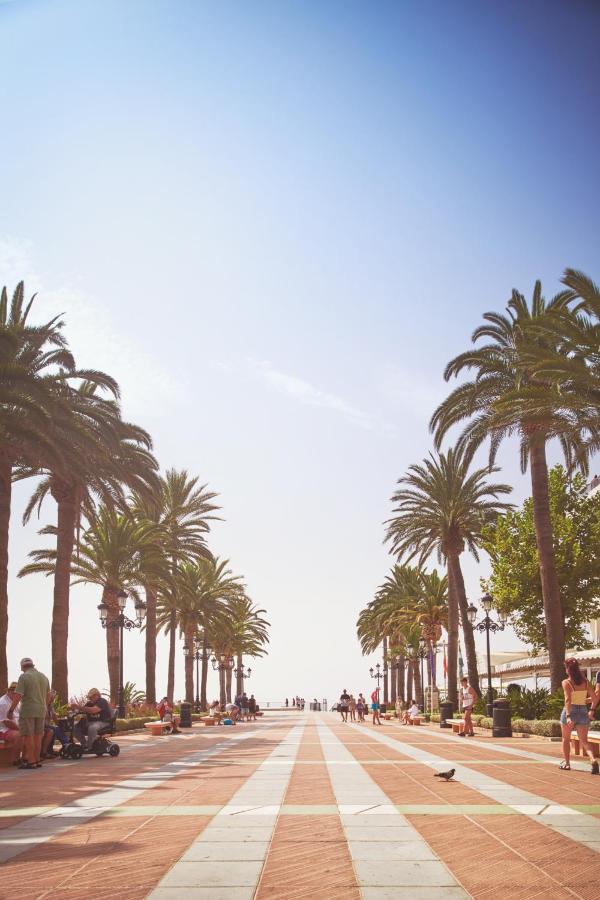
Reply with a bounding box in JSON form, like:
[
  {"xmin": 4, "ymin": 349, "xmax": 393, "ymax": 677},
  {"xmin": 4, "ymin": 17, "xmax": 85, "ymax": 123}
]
[{"xmin": 67, "ymin": 688, "xmax": 120, "ymax": 757}]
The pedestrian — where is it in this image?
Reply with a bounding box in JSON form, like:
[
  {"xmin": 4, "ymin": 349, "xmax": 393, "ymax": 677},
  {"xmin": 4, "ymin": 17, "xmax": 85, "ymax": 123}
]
[
  {"xmin": 459, "ymin": 677, "xmax": 477, "ymax": 737},
  {"xmin": 285, "ymin": 697, "xmax": 289, "ymax": 707},
  {"xmin": 0, "ymin": 681, "xmax": 22, "ymax": 764},
  {"xmin": 348, "ymin": 694, "xmax": 357, "ymax": 721},
  {"xmin": 8, "ymin": 658, "xmax": 50, "ymax": 769},
  {"xmin": 248, "ymin": 694, "xmax": 257, "ymax": 720},
  {"xmin": 356, "ymin": 693, "xmax": 365, "ymax": 722},
  {"xmin": 370, "ymin": 688, "xmax": 381, "ymax": 726},
  {"xmin": 339, "ymin": 688, "xmax": 350, "ymax": 722},
  {"xmin": 241, "ymin": 692, "xmax": 250, "ymax": 722},
  {"xmin": 560, "ymin": 658, "xmax": 599, "ymax": 773}
]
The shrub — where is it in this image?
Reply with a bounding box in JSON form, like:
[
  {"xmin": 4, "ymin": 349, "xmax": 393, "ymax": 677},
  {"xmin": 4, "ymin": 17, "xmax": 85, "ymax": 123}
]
[
  {"xmin": 532, "ymin": 720, "xmax": 561, "ymax": 738},
  {"xmin": 116, "ymin": 716, "xmax": 158, "ymax": 731}
]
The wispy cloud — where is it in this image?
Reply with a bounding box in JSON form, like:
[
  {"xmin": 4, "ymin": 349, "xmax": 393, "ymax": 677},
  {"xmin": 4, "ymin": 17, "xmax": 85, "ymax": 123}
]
[
  {"xmin": 0, "ymin": 235, "xmax": 189, "ymax": 415},
  {"xmin": 250, "ymin": 359, "xmax": 375, "ymax": 430},
  {"xmin": 376, "ymin": 362, "xmax": 446, "ymax": 423}
]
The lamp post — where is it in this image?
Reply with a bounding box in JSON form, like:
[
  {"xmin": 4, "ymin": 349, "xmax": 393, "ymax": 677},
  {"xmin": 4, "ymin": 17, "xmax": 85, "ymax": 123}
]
[
  {"xmin": 467, "ymin": 592, "xmax": 507, "ymax": 716},
  {"xmin": 369, "ymin": 662, "xmax": 388, "ymax": 690},
  {"xmin": 234, "ymin": 661, "xmax": 252, "ymax": 694},
  {"xmin": 183, "ymin": 632, "xmax": 211, "ymax": 713},
  {"xmin": 416, "ymin": 638, "xmax": 428, "ymax": 712},
  {"xmin": 98, "ymin": 590, "xmax": 146, "ymax": 719}
]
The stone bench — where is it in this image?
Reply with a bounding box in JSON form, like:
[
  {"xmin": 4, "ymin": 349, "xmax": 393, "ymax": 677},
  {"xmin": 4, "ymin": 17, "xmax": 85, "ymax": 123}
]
[
  {"xmin": 571, "ymin": 731, "xmax": 600, "ymax": 758},
  {"xmin": 451, "ymin": 718, "xmax": 467, "ymax": 735},
  {"xmin": 144, "ymin": 722, "xmax": 172, "ymax": 736},
  {"xmin": 409, "ymin": 717, "xmax": 423, "ymax": 726}
]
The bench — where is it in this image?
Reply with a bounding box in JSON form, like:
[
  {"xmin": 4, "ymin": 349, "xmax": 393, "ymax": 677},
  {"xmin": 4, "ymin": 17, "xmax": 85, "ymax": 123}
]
[
  {"xmin": 203, "ymin": 717, "xmax": 219, "ymax": 726},
  {"xmin": 571, "ymin": 732, "xmax": 600, "ymax": 758},
  {"xmin": 409, "ymin": 717, "xmax": 422, "ymax": 726},
  {"xmin": 451, "ymin": 718, "xmax": 467, "ymax": 735},
  {"xmin": 144, "ymin": 722, "xmax": 172, "ymax": 736},
  {"xmin": 0, "ymin": 740, "xmax": 11, "ymax": 767}
]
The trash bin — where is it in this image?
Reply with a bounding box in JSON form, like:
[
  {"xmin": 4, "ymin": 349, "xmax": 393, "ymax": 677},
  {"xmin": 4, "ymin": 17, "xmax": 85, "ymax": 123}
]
[
  {"xmin": 492, "ymin": 698, "xmax": 512, "ymax": 738},
  {"xmin": 180, "ymin": 701, "xmax": 192, "ymax": 728},
  {"xmin": 440, "ymin": 700, "xmax": 454, "ymax": 729}
]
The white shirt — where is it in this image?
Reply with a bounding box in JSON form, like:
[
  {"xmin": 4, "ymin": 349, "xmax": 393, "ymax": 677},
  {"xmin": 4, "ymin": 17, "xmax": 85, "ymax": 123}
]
[
  {"xmin": 409, "ymin": 704, "xmax": 420, "ymax": 717},
  {"xmin": 0, "ymin": 693, "xmax": 20, "ymax": 729}
]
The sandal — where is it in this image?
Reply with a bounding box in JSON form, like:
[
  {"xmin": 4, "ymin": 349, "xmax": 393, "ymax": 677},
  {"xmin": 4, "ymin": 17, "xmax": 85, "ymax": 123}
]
[
  {"xmin": 559, "ymin": 761, "xmax": 571, "ymax": 770},
  {"xmin": 18, "ymin": 761, "xmax": 37, "ymax": 770}
]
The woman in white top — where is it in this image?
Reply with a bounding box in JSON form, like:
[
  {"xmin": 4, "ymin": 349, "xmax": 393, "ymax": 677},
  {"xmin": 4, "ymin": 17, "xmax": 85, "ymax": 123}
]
[{"xmin": 460, "ymin": 677, "xmax": 477, "ymax": 737}]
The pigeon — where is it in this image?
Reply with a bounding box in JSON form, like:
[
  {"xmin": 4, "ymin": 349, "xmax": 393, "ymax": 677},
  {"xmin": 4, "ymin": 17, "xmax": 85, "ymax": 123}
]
[{"xmin": 434, "ymin": 768, "xmax": 455, "ymax": 781}]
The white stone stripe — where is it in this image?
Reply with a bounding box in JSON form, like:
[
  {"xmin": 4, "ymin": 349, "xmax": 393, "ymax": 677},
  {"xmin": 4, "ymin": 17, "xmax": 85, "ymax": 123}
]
[
  {"xmin": 149, "ymin": 720, "xmax": 306, "ymax": 897},
  {"xmin": 0, "ymin": 720, "xmax": 284, "ymax": 864},
  {"xmin": 354, "ymin": 719, "xmax": 600, "ymax": 852},
  {"xmin": 317, "ymin": 722, "xmax": 469, "ymax": 897}
]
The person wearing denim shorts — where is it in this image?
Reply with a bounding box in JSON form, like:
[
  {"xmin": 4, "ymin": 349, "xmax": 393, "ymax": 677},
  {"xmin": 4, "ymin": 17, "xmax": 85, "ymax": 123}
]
[{"xmin": 560, "ymin": 657, "xmax": 599, "ymax": 773}]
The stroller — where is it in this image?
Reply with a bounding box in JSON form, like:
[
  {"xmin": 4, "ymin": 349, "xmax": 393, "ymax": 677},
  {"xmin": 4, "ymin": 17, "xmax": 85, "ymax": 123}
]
[{"xmin": 59, "ymin": 712, "xmax": 120, "ymax": 759}]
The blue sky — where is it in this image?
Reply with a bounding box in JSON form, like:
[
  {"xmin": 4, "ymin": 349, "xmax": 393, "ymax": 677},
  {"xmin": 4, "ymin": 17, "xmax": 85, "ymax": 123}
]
[{"xmin": 2, "ymin": 0, "xmax": 599, "ymax": 703}]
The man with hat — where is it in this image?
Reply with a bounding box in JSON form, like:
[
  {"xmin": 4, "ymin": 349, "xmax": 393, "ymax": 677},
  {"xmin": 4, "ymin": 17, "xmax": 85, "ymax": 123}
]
[
  {"xmin": 8, "ymin": 657, "xmax": 50, "ymax": 769},
  {"xmin": 72, "ymin": 688, "xmax": 113, "ymax": 751}
]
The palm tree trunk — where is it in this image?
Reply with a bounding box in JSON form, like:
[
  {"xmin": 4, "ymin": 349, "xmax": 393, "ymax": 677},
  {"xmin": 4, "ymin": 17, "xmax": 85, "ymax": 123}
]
[
  {"xmin": 398, "ymin": 654, "xmax": 405, "ymax": 704},
  {"xmin": 167, "ymin": 609, "xmax": 176, "ymax": 702},
  {"xmin": 200, "ymin": 635, "xmax": 209, "ymax": 711},
  {"xmin": 406, "ymin": 662, "xmax": 413, "ymax": 705},
  {"xmin": 219, "ymin": 666, "xmax": 226, "ymax": 706},
  {"xmin": 145, "ymin": 586, "xmax": 157, "ymax": 704},
  {"xmin": 382, "ymin": 636, "xmax": 389, "ymax": 705},
  {"xmin": 412, "ymin": 658, "xmax": 422, "ymax": 706},
  {"xmin": 445, "ymin": 562, "xmax": 459, "ymax": 710},
  {"xmin": 0, "ymin": 455, "xmax": 11, "ymax": 694},
  {"xmin": 390, "ymin": 663, "xmax": 397, "ymax": 703},
  {"xmin": 184, "ymin": 625, "xmax": 194, "ymax": 702},
  {"xmin": 50, "ymin": 486, "xmax": 77, "ymax": 703},
  {"xmin": 104, "ymin": 587, "xmax": 120, "ymax": 704},
  {"xmin": 236, "ymin": 653, "xmax": 243, "ymax": 696},
  {"xmin": 447, "ymin": 550, "xmax": 481, "ymax": 696},
  {"xmin": 529, "ymin": 437, "xmax": 565, "ymax": 692},
  {"xmin": 226, "ymin": 666, "xmax": 232, "ymax": 703}
]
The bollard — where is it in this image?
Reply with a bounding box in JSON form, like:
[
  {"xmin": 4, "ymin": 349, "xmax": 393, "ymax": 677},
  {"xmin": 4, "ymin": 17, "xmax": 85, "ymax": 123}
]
[
  {"xmin": 439, "ymin": 700, "xmax": 454, "ymax": 728},
  {"xmin": 492, "ymin": 698, "xmax": 512, "ymax": 738},
  {"xmin": 180, "ymin": 701, "xmax": 192, "ymax": 728}
]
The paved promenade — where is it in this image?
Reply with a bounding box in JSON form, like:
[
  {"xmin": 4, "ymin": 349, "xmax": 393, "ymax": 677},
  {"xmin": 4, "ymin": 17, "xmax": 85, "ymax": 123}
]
[{"xmin": 2, "ymin": 711, "xmax": 600, "ymax": 899}]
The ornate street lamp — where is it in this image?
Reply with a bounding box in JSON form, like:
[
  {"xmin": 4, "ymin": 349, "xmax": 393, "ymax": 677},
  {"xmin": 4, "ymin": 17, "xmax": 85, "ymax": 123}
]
[
  {"xmin": 183, "ymin": 634, "xmax": 210, "ymax": 713},
  {"xmin": 211, "ymin": 652, "xmax": 234, "ymax": 671},
  {"xmin": 98, "ymin": 590, "xmax": 146, "ymax": 718},
  {"xmin": 234, "ymin": 662, "xmax": 252, "ymax": 681},
  {"xmin": 369, "ymin": 662, "xmax": 388, "ymax": 688},
  {"xmin": 467, "ymin": 592, "xmax": 507, "ymax": 716}
]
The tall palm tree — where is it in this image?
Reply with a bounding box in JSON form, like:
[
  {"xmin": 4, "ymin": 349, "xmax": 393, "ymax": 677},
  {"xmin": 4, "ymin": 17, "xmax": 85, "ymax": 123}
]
[
  {"xmin": 0, "ymin": 282, "xmax": 111, "ymax": 691},
  {"xmin": 19, "ymin": 505, "xmax": 158, "ymax": 700},
  {"xmin": 154, "ymin": 470, "xmax": 219, "ymax": 701},
  {"xmin": 227, "ymin": 594, "xmax": 270, "ymax": 697},
  {"xmin": 431, "ymin": 282, "xmax": 582, "ymax": 690},
  {"xmin": 385, "ymin": 448, "xmax": 512, "ymax": 706},
  {"xmin": 17, "ymin": 384, "xmax": 159, "ymax": 701},
  {"xmin": 156, "ymin": 557, "xmax": 241, "ymax": 706}
]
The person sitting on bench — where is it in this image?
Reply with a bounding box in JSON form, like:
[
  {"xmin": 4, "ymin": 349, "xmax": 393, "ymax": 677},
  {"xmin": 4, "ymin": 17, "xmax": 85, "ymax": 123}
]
[
  {"xmin": 158, "ymin": 697, "xmax": 181, "ymax": 734},
  {"xmin": 72, "ymin": 688, "xmax": 113, "ymax": 751},
  {"xmin": 403, "ymin": 700, "xmax": 420, "ymax": 724}
]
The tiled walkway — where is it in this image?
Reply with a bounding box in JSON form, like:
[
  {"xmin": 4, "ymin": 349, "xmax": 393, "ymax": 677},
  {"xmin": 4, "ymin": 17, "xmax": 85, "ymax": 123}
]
[{"xmin": 3, "ymin": 712, "xmax": 600, "ymax": 898}]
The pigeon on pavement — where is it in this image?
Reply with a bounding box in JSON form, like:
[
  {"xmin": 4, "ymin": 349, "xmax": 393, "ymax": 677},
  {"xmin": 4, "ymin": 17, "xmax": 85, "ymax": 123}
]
[{"xmin": 434, "ymin": 768, "xmax": 455, "ymax": 781}]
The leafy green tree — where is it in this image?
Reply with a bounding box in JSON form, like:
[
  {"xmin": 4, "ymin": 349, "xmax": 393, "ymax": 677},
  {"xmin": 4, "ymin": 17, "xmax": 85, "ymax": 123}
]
[{"xmin": 482, "ymin": 465, "xmax": 600, "ymax": 652}]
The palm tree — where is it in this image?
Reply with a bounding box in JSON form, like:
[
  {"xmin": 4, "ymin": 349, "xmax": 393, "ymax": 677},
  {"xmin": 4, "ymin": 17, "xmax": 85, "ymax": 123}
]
[
  {"xmin": 149, "ymin": 470, "xmax": 219, "ymax": 701},
  {"xmin": 156, "ymin": 557, "xmax": 241, "ymax": 706},
  {"xmin": 385, "ymin": 448, "xmax": 512, "ymax": 707},
  {"xmin": 431, "ymin": 282, "xmax": 582, "ymax": 690},
  {"xmin": 227, "ymin": 593, "xmax": 270, "ymax": 697},
  {"xmin": 0, "ymin": 282, "xmax": 112, "ymax": 691},
  {"xmin": 17, "ymin": 384, "xmax": 159, "ymax": 701},
  {"xmin": 19, "ymin": 505, "xmax": 158, "ymax": 701}
]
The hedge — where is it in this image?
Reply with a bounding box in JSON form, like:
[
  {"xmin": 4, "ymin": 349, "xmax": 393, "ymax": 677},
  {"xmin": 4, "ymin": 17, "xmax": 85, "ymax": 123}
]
[{"xmin": 115, "ymin": 712, "xmax": 208, "ymax": 732}]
